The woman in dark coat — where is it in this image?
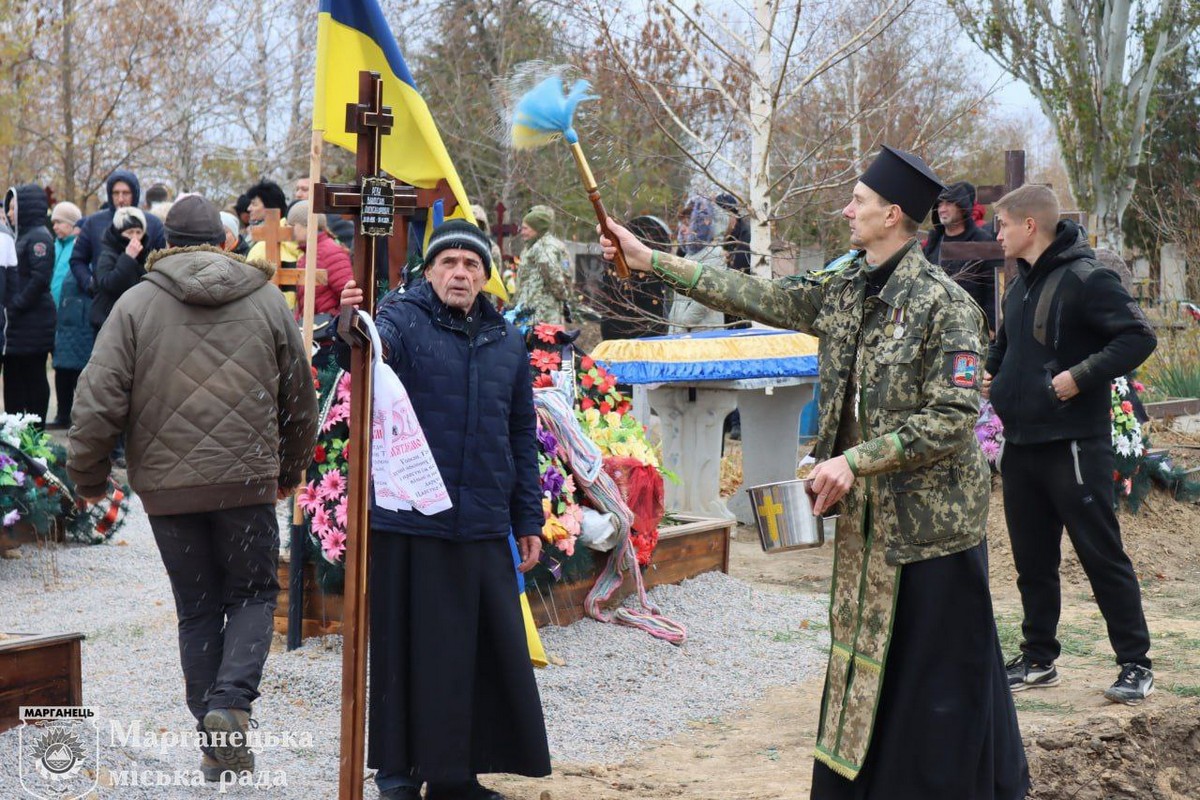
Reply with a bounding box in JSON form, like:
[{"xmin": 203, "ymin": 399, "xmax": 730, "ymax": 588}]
[
  {"xmin": 2, "ymin": 184, "xmax": 56, "ymax": 424},
  {"xmin": 91, "ymin": 206, "xmax": 150, "ymax": 332}
]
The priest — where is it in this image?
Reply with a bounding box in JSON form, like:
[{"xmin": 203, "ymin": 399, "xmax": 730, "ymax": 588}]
[{"xmin": 597, "ymin": 146, "xmax": 1029, "ymax": 800}]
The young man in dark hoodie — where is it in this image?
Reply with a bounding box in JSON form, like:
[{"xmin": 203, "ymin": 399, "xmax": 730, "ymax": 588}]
[
  {"xmin": 2, "ymin": 184, "xmax": 57, "ymax": 424},
  {"xmin": 922, "ymin": 180, "xmax": 1002, "ymax": 332},
  {"xmin": 984, "ymin": 184, "xmax": 1157, "ymax": 705}
]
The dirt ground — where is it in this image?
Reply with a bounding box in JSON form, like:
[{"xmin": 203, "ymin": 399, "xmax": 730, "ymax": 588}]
[{"xmin": 495, "ymin": 434, "xmax": 1200, "ymax": 800}]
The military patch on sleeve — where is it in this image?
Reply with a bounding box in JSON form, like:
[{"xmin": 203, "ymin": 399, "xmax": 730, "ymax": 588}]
[
  {"xmin": 32, "ymin": 241, "xmax": 47, "ymax": 258},
  {"xmin": 947, "ymin": 351, "xmax": 980, "ymax": 388}
]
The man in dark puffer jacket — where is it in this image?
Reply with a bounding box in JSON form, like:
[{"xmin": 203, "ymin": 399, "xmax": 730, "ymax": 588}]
[
  {"xmin": 2, "ymin": 184, "xmax": 56, "ymax": 424},
  {"xmin": 338, "ymin": 219, "xmax": 549, "ymax": 800},
  {"xmin": 985, "ymin": 184, "xmax": 1157, "ymax": 706}
]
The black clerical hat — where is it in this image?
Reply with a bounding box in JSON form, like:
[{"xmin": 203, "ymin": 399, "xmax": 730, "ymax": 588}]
[{"xmin": 859, "ymin": 146, "xmax": 945, "ymax": 222}]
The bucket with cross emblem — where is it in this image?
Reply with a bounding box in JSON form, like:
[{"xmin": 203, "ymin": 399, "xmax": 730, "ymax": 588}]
[{"xmin": 747, "ymin": 479, "xmax": 836, "ymax": 554}]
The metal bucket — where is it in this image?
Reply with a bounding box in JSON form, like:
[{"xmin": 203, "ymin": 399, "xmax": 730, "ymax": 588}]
[{"xmin": 747, "ymin": 479, "xmax": 836, "ymax": 554}]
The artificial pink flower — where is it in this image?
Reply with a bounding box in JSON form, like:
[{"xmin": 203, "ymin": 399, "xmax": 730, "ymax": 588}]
[
  {"xmin": 337, "ymin": 373, "xmax": 352, "ymax": 403},
  {"xmin": 318, "ymin": 470, "xmax": 346, "ymax": 502},
  {"xmin": 298, "ymin": 482, "xmax": 323, "ymax": 514},
  {"xmin": 322, "ymin": 401, "xmax": 350, "ymax": 433},
  {"xmin": 311, "ymin": 505, "xmax": 332, "ymax": 537},
  {"xmin": 562, "ymin": 475, "xmax": 576, "ymax": 496},
  {"xmin": 321, "ymin": 528, "xmax": 347, "ymax": 561},
  {"xmin": 335, "ymin": 496, "xmax": 348, "ymax": 528},
  {"xmin": 559, "ymin": 504, "xmax": 582, "ymax": 538}
]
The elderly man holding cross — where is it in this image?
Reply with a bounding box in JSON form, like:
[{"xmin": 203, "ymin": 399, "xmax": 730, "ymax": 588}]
[{"xmin": 338, "ymin": 218, "xmax": 550, "ymax": 800}]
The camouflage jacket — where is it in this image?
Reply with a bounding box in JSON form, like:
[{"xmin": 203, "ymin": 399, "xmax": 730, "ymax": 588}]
[
  {"xmin": 515, "ymin": 233, "xmax": 571, "ymax": 325},
  {"xmin": 654, "ymin": 242, "xmax": 990, "ymax": 564}
]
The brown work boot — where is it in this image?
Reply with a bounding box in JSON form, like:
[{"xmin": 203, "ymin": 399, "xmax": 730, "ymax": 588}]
[
  {"xmin": 200, "ymin": 753, "xmax": 227, "ymax": 783},
  {"xmin": 202, "ymin": 708, "xmax": 255, "ymax": 774}
]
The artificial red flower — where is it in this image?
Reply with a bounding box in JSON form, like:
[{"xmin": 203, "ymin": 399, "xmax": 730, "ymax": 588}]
[
  {"xmin": 599, "ymin": 401, "xmax": 612, "ymax": 414},
  {"xmin": 1121, "ymin": 400, "xmax": 1133, "ymax": 414},
  {"xmin": 314, "ymin": 445, "xmax": 327, "ymax": 463},
  {"xmin": 617, "ymin": 400, "xmax": 631, "ymax": 414},
  {"xmin": 534, "ymin": 323, "xmax": 564, "ymax": 344},
  {"xmin": 580, "ymin": 355, "xmax": 594, "ymax": 370},
  {"xmin": 530, "ymin": 349, "xmax": 562, "ymax": 372},
  {"xmin": 581, "ymin": 397, "xmax": 595, "ymax": 410},
  {"xmin": 580, "ymin": 374, "xmax": 595, "ymax": 389},
  {"xmin": 533, "ymin": 373, "xmax": 554, "ymax": 388}
]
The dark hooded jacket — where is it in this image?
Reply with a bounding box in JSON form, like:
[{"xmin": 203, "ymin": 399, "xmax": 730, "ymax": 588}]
[
  {"xmin": 90, "ymin": 223, "xmax": 149, "ymax": 330},
  {"xmin": 335, "ymin": 280, "xmax": 544, "ymax": 542},
  {"xmin": 67, "ymin": 245, "xmax": 318, "ymax": 513},
  {"xmin": 986, "ymin": 220, "xmax": 1157, "ymax": 444},
  {"xmin": 2, "ymin": 184, "xmax": 56, "ymax": 355},
  {"xmin": 922, "ymin": 180, "xmax": 1000, "ymax": 329},
  {"xmin": 69, "ymin": 170, "xmax": 166, "ymax": 292}
]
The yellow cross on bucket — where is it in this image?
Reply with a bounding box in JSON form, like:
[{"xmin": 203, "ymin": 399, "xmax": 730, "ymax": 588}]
[{"xmin": 758, "ymin": 492, "xmax": 784, "ymax": 544}]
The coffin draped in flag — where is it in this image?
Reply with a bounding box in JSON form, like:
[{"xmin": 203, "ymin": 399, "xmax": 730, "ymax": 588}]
[{"xmin": 314, "ymin": 0, "xmax": 508, "ymax": 300}]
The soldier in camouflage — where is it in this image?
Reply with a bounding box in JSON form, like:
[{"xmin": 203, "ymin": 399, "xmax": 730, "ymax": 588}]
[
  {"xmin": 513, "ymin": 205, "xmax": 571, "ymax": 326},
  {"xmin": 599, "ymin": 147, "xmax": 1028, "ymax": 800}
]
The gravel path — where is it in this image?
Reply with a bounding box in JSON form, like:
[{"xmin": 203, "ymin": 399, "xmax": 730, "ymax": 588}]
[{"xmin": 0, "ymin": 498, "xmax": 827, "ymax": 798}]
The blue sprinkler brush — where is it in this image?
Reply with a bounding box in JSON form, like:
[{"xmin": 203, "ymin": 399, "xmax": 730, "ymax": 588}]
[{"xmin": 512, "ymin": 76, "xmax": 630, "ymax": 277}]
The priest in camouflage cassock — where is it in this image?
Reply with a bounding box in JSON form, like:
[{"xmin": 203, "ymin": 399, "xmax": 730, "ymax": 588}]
[{"xmin": 598, "ymin": 146, "xmax": 1029, "ymax": 800}]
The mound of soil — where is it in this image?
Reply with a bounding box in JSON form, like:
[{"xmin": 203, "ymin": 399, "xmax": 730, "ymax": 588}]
[
  {"xmin": 1026, "ymin": 700, "xmax": 1200, "ymax": 799},
  {"xmin": 986, "ymin": 481, "xmax": 1200, "ymax": 590}
]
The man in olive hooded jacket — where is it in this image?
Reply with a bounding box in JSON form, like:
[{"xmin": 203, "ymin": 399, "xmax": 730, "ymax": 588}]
[{"xmin": 67, "ymin": 194, "xmax": 318, "ymax": 781}]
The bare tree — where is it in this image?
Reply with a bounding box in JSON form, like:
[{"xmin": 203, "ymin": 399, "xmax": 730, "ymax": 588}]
[
  {"xmin": 593, "ymin": 0, "xmax": 1002, "ymax": 269},
  {"xmin": 951, "ymin": 0, "xmax": 1199, "ymax": 251}
]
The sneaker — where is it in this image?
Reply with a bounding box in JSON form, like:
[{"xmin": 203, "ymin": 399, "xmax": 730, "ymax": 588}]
[
  {"xmin": 1104, "ymin": 663, "xmax": 1154, "ymax": 705},
  {"xmin": 202, "ymin": 708, "xmax": 255, "ymax": 775},
  {"xmin": 1006, "ymin": 654, "xmax": 1060, "ymax": 692}
]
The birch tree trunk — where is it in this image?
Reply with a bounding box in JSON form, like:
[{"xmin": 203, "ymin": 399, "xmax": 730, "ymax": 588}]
[{"xmin": 747, "ymin": 0, "xmax": 775, "ymax": 277}]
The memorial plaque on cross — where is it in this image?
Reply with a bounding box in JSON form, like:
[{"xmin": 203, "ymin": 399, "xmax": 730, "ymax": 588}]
[{"xmin": 309, "ymin": 69, "xmax": 418, "ymax": 800}]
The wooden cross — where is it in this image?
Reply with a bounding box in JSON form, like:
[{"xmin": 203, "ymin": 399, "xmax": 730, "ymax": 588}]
[
  {"xmin": 249, "ymin": 208, "xmax": 328, "ymax": 289},
  {"xmin": 310, "ymin": 70, "xmax": 416, "ymax": 800},
  {"xmin": 493, "ymin": 200, "xmax": 520, "ymax": 261}
]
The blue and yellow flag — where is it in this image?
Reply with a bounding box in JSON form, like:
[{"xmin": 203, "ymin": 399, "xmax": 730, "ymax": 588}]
[{"xmin": 315, "ymin": 0, "xmax": 508, "ymax": 300}]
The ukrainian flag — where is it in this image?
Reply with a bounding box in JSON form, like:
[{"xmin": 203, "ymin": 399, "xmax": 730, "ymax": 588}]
[{"xmin": 314, "ymin": 0, "xmax": 508, "ymax": 301}]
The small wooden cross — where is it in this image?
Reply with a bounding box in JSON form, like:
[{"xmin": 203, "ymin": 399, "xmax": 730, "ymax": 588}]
[{"xmin": 249, "ymin": 208, "xmax": 328, "ymax": 289}]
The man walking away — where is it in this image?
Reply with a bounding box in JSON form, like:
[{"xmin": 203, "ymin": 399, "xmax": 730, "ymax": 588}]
[
  {"xmin": 67, "ymin": 195, "xmax": 318, "ymax": 780},
  {"xmin": 985, "ymin": 184, "xmax": 1157, "ymax": 704}
]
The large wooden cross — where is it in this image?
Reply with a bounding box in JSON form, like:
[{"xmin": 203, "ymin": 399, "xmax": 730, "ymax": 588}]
[
  {"xmin": 311, "ymin": 70, "xmax": 418, "ymax": 800},
  {"xmin": 249, "ymin": 208, "xmax": 328, "ymax": 289}
]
